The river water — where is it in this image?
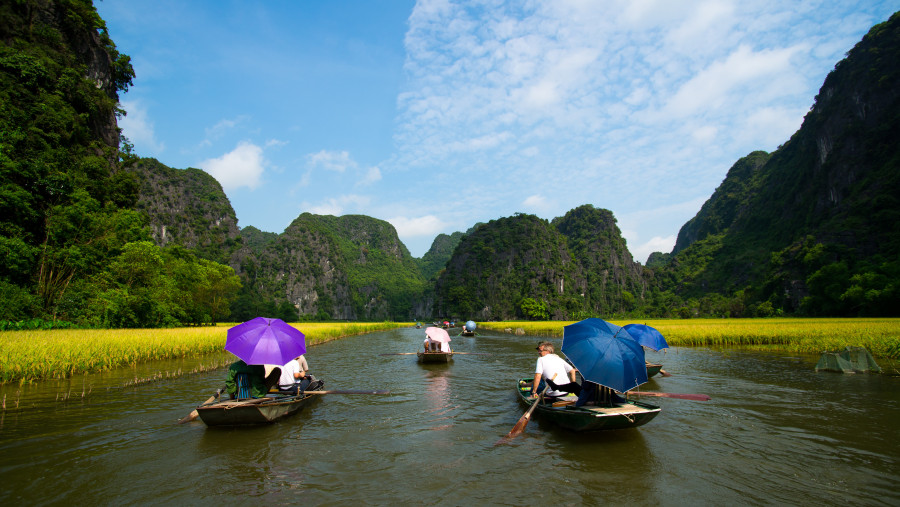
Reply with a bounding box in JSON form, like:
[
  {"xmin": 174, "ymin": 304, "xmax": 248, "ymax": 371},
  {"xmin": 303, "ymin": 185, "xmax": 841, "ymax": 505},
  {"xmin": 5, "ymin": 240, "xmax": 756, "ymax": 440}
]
[{"xmin": 1, "ymin": 326, "xmax": 897, "ymax": 506}]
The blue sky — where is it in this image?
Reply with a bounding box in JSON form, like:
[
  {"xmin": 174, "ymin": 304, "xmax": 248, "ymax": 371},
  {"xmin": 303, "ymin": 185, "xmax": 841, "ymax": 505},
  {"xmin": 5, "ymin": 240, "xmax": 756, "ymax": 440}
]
[{"xmin": 95, "ymin": 1, "xmax": 898, "ymax": 262}]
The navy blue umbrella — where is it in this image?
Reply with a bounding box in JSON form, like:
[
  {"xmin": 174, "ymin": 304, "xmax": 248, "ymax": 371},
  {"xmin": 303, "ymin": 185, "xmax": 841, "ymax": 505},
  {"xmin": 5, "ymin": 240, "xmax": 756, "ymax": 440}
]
[
  {"xmin": 562, "ymin": 318, "xmax": 647, "ymax": 392},
  {"xmin": 623, "ymin": 323, "xmax": 669, "ymax": 351}
]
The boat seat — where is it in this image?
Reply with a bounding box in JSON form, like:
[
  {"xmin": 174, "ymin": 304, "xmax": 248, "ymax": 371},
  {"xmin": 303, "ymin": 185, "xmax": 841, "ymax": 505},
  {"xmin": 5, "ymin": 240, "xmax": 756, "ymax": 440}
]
[{"xmin": 236, "ymin": 372, "xmax": 252, "ymax": 400}]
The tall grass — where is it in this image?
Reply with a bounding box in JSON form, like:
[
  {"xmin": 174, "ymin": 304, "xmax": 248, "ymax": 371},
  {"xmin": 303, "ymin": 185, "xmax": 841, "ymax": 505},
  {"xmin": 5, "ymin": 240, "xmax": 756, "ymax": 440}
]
[
  {"xmin": 0, "ymin": 322, "xmax": 407, "ymax": 384},
  {"xmin": 479, "ymin": 318, "xmax": 900, "ymax": 359}
]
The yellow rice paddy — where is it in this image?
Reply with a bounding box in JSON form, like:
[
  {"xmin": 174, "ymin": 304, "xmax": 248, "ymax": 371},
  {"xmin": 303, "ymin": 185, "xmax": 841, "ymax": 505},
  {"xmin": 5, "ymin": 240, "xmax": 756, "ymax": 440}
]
[
  {"xmin": 479, "ymin": 318, "xmax": 900, "ymax": 359},
  {"xmin": 0, "ymin": 322, "xmax": 407, "ymax": 384}
]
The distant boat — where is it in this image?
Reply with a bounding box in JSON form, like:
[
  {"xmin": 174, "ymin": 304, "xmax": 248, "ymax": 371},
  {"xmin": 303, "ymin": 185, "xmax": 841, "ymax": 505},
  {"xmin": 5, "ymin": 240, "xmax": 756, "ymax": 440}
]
[{"xmin": 514, "ymin": 378, "xmax": 660, "ymax": 431}]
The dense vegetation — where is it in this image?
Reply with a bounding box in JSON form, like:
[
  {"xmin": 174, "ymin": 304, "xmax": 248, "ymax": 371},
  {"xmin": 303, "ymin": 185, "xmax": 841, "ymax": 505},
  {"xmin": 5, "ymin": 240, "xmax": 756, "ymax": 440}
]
[
  {"xmin": 0, "ymin": 0, "xmax": 241, "ymax": 328},
  {"xmin": 647, "ymin": 12, "xmax": 900, "ymax": 319}
]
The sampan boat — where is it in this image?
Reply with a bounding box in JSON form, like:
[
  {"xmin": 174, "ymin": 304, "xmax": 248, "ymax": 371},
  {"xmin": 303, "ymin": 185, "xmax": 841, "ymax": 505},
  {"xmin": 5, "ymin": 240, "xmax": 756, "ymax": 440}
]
[
  {"xmin": 646, "ymin": 362, "xmax": 663, "ymax": 378},
  {"xmin": 417, "ymin": 351, "xmax": 453, "ymax": 363},
  {"xmin": 515, "ymin": 378, "xmax": 660, "ymax": 431},
  {"xmin": 196, "ymin": 389, "xmax": 320, "ymax": 427}
]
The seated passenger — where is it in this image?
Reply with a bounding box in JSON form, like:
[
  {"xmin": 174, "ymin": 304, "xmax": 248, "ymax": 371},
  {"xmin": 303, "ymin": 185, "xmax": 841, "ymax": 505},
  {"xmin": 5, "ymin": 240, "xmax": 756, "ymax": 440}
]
[
  {"xmin": 532, "ymin": 341, "xmax": 582, "ymax": 399},
  {"xmin": 225, "ymin": 359, "xmax": 268, "ymax": 399}
]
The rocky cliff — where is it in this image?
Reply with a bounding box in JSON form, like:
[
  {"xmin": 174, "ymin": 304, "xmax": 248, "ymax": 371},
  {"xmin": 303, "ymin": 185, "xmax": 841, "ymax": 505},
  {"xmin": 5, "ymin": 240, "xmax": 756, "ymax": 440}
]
[
  {"xmin": 656, "ymin": 12, "xmax": 900, "ymax": 310},
  {"xmin": 126, "ymin": 158, "xmax": 241, "ymax": 264}
]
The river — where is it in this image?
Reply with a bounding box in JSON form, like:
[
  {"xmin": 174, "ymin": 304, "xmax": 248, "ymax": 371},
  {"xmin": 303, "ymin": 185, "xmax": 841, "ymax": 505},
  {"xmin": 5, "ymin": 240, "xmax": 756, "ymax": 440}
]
[{"xmin": 1, "ymin": 326, "xmax": 897, "ymax": 506}]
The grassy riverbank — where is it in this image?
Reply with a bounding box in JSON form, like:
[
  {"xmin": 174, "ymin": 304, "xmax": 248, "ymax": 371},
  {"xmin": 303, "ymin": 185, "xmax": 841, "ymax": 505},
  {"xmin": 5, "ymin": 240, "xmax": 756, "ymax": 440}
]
[
  {"xmin": 0, "ymin": 322, "xmax": 408, "ymax": 384},
  {"xmin": 478, "ymin": 318, "xmax": 900, "ymax": 360}
]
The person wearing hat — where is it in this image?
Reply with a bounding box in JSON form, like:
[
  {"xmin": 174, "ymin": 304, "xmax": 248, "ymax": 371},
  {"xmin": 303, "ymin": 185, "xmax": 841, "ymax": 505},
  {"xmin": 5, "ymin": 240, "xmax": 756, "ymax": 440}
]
[{"xmin": 531, "ymin": 341, "xmax": 581, "ymax": 398}]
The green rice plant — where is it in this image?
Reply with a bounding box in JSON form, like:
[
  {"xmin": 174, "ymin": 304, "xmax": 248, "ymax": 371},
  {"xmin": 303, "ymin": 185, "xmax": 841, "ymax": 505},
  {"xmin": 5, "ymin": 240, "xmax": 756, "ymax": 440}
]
[
  {"xmin": 0, "ymin": 322, "xmax": 407, "ymax": 384},
  {"xmin": 479, "ymin": 318, "xmax": 900, "ymax": 359}
]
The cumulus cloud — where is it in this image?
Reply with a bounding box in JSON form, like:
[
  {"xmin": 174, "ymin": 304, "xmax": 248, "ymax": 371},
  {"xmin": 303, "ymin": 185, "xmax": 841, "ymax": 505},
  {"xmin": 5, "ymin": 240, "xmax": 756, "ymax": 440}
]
[
  {"xmin": 388, "ymin": 215, "xmax": 448, "ymax": 237},
  {"xmin": 631, "ymin": 235, "xmax": 677, "ymax": 265},
  {"xmin": 198, "ymin": 141, "xmax": 265, "ymax": 190},
  {"xmin": 358, "ymin": 166, "xmax": 382, "ymax": 186},
  {"xmin": 302, "ymin": 194, "xmax": 371, "ymax": 216},
  {"xmin": 306, "ymin": 150, "xmax": 358, "ymax": 172},
  {"xmin": 119, "ymin": 100, "xmax": 165, "ymax": 155},
  {"xmin": 522, "ymin": 194, "xmax": 550, "ymax": 211},
  {"xmin": 199, "ymin": 116, "xmax": 248, "ymax": 148}
]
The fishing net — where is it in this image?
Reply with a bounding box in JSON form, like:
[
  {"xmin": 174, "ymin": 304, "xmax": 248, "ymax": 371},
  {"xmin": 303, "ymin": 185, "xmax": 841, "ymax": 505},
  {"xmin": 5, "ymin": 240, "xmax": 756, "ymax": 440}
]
[{"xmin": 815, "ymin": 346, "xmax": 882, "ymax": 373}]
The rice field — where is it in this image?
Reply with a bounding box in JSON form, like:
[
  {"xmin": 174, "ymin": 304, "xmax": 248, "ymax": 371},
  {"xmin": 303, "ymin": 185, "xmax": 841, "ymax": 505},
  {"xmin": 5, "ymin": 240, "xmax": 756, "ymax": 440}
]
[
  {"xmin": 0, "ymin": 322, "xmax": 408, "ymax": 384},
  {"xmin": 478, "ymin": 318, "xmax": 900, "ymax": 360}
]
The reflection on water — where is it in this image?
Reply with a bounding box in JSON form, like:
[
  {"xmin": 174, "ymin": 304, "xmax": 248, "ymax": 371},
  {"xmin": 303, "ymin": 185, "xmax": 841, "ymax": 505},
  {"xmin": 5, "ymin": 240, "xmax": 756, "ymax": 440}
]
[{"xmin": 0, "ymin": 327, "xmax": 898, "ymax": 505}]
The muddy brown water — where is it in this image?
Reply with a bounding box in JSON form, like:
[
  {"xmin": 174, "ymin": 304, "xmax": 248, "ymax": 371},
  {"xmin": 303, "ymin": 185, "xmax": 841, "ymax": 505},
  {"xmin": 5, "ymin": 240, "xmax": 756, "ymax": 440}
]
[{"xmin": 1, "ymin": 327, "xmax": 897, "ymax": 505}]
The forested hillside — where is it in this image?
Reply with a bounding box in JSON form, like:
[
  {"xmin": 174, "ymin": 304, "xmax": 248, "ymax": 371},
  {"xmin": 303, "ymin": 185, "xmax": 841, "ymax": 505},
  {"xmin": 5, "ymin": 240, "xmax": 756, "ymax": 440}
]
[
  {"xmin": 651, "ymin": 12, "xmax": 900, "ymax": 317},
  {"xmin": 229, "ymin": 213, "xmax": 427, "ymax": 322},
  {"xmin": 433, "ymin": 207, "xmax": 646, "ymax": 320},
  {"xmin": 0, "ymin": 0, "xmax": 241, "ymax": 327},
  {"xmin": 127, "ymin": 158, "xmax": 241, "ymax": 265}
]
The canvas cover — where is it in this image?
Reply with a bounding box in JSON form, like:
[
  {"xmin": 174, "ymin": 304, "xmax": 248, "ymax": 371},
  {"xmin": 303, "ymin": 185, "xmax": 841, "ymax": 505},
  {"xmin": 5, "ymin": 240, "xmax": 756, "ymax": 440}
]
[{"xmin": 815, "ymin": 346, "xmax": 882, "ymax": 373}]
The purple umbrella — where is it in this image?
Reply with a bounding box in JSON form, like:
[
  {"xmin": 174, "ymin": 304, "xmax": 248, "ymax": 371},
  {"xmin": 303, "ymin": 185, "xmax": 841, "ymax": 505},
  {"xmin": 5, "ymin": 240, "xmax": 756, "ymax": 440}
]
[{"xmin": 225, "ymin": 317, "xmax": 306, "ymax": 366}]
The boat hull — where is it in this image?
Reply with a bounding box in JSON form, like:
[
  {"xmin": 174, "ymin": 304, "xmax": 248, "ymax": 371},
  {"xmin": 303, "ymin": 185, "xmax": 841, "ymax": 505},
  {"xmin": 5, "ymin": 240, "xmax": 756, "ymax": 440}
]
[
  {"xmin": 515, "ymin": 379, "xmax": 660, "ymax": 431},
  {"xmin": 417, "ymin": 351, "xmax": 453, "ymax": 363},
  {"xmin": 646, "ymin": 363, "xmax": 663, "ymax": 378},
  {"xmin": 196, "ymin": 393, "xmax": 317, "ymax": 426}
]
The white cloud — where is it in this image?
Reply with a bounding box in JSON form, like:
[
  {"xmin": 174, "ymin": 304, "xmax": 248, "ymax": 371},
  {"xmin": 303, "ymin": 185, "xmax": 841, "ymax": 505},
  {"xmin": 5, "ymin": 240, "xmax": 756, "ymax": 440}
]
[
  {"xmin": 522, "ymin": 194, "xmax": 550, "ymax": 210},
  {"xmin": 662, "ymin": 44, "xmax": 802, "ymax": 119},
  {"xmin": 388, "ymin": 215, "xmax": 448, "ymax": 237},
  {"xmin": 302, "ymin": 194, "xmax": 371, "ymax": 216},
  {"xmin": 119, "ymin": 100, "xmax": 165, "ymax": 155},
  {"xmin": 199, "ymin": 116, "xmax": 248, "ymax": 148},
  {"xmin": 198, "ymin": 141, "xmax": 265, "ymax": 190},
  {"xmin": 631, "ymin": 235, "xmax": 677, "ymax": 265},
  {"xmin": 306, "ymin": 150, "xmax": 358, "ymax": 172},
  {"xmin": 357, "ymin": 166, "xmax": 382, "ymax": 186}
]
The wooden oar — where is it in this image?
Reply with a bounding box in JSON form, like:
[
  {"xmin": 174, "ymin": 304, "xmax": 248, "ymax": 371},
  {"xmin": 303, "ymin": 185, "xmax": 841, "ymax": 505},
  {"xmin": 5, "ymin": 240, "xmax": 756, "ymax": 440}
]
[
  {"xmin": 379, "ymin": 352, "xmax": 489, "ymax": 356},
  {"xmin": 501, "ymin": 374, "xmax": 556, "ymax": 441},
  {"xmin": 626, "ymin": 391, "xmax": 710, "ymax": 401},
  {"xmin": 304, "ymin": 389, "xmax": 391, "ymax": 395},
  {"xmin": 659, "ymin": 369, "xmax": 672, "ymax": 377},
  {"xmin": 177, "ymin": 386, "xmax": 225, "ymax": 424}
]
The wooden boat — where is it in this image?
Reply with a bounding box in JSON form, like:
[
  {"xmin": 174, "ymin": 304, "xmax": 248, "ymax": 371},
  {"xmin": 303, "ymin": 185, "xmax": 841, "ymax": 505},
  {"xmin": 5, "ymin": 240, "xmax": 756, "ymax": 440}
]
[
  {"xmin": 460, "ymin": 330, "xmax": 475, "ymax": 336},
  {"xmin": 515, "ymin": 378, "xmax": 660, "ymax": 431},
  {"xmin": 646, "ymin": 362, "xmax": 663, "ymax": 378},
  {"xmin": 417, "ymin": 351, "xmax": 453, "ymax": 363},
  {"xmin": 196, "ymin": 390, "xmax": 319, "ymax": 426}
]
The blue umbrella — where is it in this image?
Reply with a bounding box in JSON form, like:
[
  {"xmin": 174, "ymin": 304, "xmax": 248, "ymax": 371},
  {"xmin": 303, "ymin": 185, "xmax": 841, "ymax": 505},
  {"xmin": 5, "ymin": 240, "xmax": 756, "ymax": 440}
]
[
  {"xmin": 623, "ymin": 323, "xmax": 669, "ymax": 351},
  {"xmin": 561, "ymin": 318, "xmax": 647, "ymax": 392}
]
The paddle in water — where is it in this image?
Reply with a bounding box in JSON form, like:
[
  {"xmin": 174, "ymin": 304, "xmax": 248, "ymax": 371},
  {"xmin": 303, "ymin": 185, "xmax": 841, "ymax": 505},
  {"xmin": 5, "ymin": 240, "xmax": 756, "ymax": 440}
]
[
  {"xmin": 498, "ymin": 374, "xmax": 556, "ymax": 443},
  {"xmin": 626, "ymin": 391, "xmax": 710, "ymax": 401},
  {"xmin": 178, "ymin": 386, "xmax": 225, "ymax": 424}
]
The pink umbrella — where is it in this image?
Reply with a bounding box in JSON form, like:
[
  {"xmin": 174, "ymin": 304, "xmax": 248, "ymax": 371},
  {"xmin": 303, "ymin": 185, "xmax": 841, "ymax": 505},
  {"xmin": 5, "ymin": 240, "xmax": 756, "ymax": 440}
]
[
  {"xmin": 424, "ymin": 326, "xmax": 451, "ymax": 352},
  {"xmin": 425, "ymin": 326, "xmax": 451, "ymax": 343}
]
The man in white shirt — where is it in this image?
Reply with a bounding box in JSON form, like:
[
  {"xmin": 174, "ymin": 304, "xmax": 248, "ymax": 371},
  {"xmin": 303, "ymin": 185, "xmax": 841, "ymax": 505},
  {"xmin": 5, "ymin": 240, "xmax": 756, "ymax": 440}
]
[
  {"xmin": 532, "ymin": 341, "xmax": 581, "ymax": 398},
  {"xmin": 279, "ymin": 355, "xmax": 312, "ymax": 394}
]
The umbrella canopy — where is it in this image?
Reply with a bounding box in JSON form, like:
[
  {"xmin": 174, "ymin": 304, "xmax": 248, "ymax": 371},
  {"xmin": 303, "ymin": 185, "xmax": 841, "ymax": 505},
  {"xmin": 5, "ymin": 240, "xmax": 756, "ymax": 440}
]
[
  {"xmin": 225, "ymin": 317, "xmax": 306, "ymax": 366},
  {"xmin": 425, "ymin": 326, "xmax": 451, "ymax": 343},
  {"xmin": 562, "ymin": 318, "xmax": 648, "ymax": 392},
  {"xmin": 623, "ymin": 323, "xmax": 669, "ymax": 351},
  {"xmin": 465, "ymin": 320, "xmax": 476, "ymax": 331}
]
